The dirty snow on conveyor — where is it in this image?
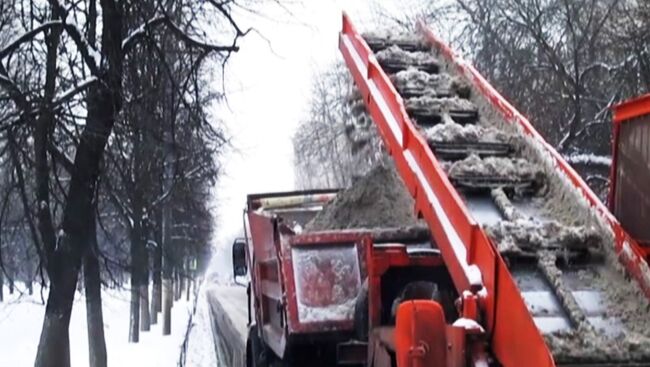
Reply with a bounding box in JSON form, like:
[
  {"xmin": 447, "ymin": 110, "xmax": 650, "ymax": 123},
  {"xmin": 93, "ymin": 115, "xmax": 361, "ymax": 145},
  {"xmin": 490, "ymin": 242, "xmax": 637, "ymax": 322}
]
[{"xmin": 339, "ymin": 29, "xmax": 650, "ymax": 363}]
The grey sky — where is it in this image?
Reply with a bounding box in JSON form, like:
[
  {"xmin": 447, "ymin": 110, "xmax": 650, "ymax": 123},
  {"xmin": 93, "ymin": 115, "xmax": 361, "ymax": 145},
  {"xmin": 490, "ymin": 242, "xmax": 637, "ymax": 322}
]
[{"xmin": 210, "ymin": 1, "xmax": 418, "ymax": 261}]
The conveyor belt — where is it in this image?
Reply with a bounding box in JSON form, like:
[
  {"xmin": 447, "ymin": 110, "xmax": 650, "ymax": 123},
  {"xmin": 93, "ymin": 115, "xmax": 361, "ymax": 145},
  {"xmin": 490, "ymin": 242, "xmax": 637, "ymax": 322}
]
[{"xmin": 339, "ymin": 12, "xmax": 650, "ymax": 367}]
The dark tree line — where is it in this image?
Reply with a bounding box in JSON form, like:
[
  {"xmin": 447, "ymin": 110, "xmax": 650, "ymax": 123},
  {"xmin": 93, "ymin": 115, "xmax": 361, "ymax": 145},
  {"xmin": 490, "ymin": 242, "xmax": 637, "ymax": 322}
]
[{"xmin": 0, "ymin": 1, "xmax": 246, "ymax": 366}]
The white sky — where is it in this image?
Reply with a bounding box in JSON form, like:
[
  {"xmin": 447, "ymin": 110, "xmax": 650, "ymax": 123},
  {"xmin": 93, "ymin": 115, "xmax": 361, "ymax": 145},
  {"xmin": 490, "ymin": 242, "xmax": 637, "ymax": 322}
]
[{"xmin": 210, "ymin": 1, "xmax": 418, "ymax": 258}]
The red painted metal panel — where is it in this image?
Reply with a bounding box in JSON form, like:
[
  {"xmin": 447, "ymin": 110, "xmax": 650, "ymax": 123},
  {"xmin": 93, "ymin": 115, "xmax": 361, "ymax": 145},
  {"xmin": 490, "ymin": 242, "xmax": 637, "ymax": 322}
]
[
  {"xmin": 612, "ymin": 93, "xmax": 650, "ymax": 123},
  {"xmin": 247, "ymin": 211, "xmax": 288, "ymax": 358},
  {"xmin": 282, "ymin": 231, "xmax": 365, "ymax": 335}
]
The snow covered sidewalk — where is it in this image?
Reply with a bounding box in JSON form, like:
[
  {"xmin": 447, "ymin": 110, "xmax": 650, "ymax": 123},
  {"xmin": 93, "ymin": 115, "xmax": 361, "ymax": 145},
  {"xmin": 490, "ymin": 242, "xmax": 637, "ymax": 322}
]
[
  {"xmin": 182, "ymin": 283, "xmax": 219, "ymax": 367},
  {"xmin": 0, "ymin": 284, "xmax": 196, "ymax": 367}
]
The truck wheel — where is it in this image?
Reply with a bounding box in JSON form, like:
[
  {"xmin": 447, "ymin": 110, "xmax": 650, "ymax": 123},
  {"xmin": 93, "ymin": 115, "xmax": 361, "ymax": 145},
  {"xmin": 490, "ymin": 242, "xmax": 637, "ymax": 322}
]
[
  {"xmin": 353, "ymin": 279, "xmax": 369, "ymax": 341},
  {"xmin": 247, "ymin": 326, "xmax": 268, "ymax": 367}
]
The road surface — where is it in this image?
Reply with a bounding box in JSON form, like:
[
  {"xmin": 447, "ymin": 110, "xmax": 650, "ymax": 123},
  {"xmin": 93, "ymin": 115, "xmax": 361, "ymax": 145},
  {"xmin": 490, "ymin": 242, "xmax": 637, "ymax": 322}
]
[{"xmin": 207, "ymin": 283, "xmax": 249, "ymax": 367}]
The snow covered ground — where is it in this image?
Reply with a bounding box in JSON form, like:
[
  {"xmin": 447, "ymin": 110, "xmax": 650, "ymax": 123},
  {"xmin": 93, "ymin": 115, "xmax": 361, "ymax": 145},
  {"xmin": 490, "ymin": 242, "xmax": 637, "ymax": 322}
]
[
  {"xmin": 184, "ymin": 284, "xmax": 219, "ymax": 367},
  {"xmin": 0, "ymin": 283, "xmax": 212, "ymax": 367}
]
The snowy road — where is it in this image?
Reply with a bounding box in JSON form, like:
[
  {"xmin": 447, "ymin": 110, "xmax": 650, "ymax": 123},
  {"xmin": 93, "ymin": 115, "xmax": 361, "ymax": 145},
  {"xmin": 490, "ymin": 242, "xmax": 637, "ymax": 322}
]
[{"xmin": 206, "ymin": 284, "xmax": 249, "ymax": 367}]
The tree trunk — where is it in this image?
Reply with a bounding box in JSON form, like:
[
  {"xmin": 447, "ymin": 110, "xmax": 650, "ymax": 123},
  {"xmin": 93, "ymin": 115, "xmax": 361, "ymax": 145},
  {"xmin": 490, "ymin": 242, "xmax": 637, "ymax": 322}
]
[
  {"xmin": 161, "ymin": 122, "xmax": 174, "ymax": 335},
  {"xmin": 84, "ymin": 211, "xmax": 107, "ymax": 367},
  {"xmin": 84, "ymin": 250, "xmax": 107, "ymax": 367},
  {"xmin": 28, "ymin": 281, "xmax": 33, "ymax": 295},
  {"xmin": 174, "ymin": 269, "xmax": 182, "ymax": 301},
  {"xmin": 140, "ymin": 266, "xmax": 150, "ymax": 332},
  {"xmin": 185, "ymin": 277, "xmax": 191, "ymax": 302},
  {"xmin": 34, "ymin": 244, "xmax": 83, "ymax": 367},
  {"xmin": 129, "ymin": 221, "xmax": 144, "ymax": 342},
  {"xmin": 161, "ymin": 220, "xmax": 173, "ymax": 334},
  {"xmin": 150, "ymin": 241, "xmax": 161, "ymax": 324},
  {"xmin": 9, "ymin": 278, "xmax": 14, "ymax": 294},
  {"xmin": 151, "ymin": 218, "xmax": 162, "ymax": 324},
  {"xmin": 129, "ymin": 278, "xmax": 140, "ymax": 343},
  {"xmin": 162, "ymin": 278, "xmax": 173, "ymax": 335},
  {"xmin": 33, "ymin": 2, "xmax": 61, "ymax": 275},
  {"xmin": 34, "ymin": 2, "xmax": 124, "ymax": 364}
]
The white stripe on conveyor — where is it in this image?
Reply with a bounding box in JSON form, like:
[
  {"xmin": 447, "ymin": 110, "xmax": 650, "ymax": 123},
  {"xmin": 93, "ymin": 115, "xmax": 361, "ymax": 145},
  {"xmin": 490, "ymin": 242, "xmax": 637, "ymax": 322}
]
[
  {"xmin": 368, "ymin": 81, "xmax": 403, "ymax": 145},
  {"xmin": 341, "ymin": 36, "xmax": 366, "ymax": 76},
  {"xmin": 404, "ymin": 150, "xmax": 483, "ymax": 289}
]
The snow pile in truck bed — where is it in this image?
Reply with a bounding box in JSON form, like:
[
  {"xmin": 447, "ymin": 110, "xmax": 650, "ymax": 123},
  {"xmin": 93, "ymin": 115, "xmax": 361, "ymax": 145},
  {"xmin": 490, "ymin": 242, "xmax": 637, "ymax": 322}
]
[
  {"xmin": 305, "ymin": 160, "xmax": 421, "ymax": 231},
  {"xmin": 297, "ymin": 299, "xmax": 357, "ymax": 323}
]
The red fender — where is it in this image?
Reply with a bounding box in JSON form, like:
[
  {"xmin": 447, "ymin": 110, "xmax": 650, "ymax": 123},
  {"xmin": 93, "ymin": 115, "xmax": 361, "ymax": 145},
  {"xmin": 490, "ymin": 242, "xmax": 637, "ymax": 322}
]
[{"xmin": 395, "ymin": 300, "xmax": 447, "ymax": 367}]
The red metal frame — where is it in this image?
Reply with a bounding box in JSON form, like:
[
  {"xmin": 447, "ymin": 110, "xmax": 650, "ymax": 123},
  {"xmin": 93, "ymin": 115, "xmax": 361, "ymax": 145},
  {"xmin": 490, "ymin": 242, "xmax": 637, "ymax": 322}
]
[
  {"xmin": 609, "ymin": 94, "xmax": 650, "ymax": 256},
  {"xmin": 247, "ymin": 195, "xmax": 373, "ymax": 359},
  {"xmin": 612, "ymin": 94, "xmax": 650, "ymax": 123},
  {"xmin": 340, "ymin": 12, "xmax": 650, "ymax": 366},
  {"xmin": 366, "ymin": 239, "xmax": 444, "ymax": 331},
  {"xmin": 608, "ymin": 94, "xmax": 650, "ymax": 209},
  {"xmin": 283, "ymin": 231, "xmax": 366, "ymax": 335},
  {"xmin": 246, "ymin": 210, "xmax": 287, "ymax": 358}
]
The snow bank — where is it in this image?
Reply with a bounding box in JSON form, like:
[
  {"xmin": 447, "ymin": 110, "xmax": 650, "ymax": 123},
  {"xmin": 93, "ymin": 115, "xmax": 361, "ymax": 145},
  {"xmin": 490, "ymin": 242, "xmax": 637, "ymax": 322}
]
[
  {"xmin": 0, "ymin": 284, "xmax": 192, "ymax": 367},
  {"xmin": 183, "ymin": 282, "xmax": 219, "ymax": 367}
]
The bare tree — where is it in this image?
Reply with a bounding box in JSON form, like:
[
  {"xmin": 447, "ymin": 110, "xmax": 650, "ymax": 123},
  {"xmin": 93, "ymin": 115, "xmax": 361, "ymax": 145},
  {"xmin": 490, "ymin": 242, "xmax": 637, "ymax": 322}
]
[
  {"xmin": 0, "ymin": 1, "xmax": 246, "ymax": 366},
  {"xmin": 293, "ymin": 62, "xmax": 382, "ymax": 189}
]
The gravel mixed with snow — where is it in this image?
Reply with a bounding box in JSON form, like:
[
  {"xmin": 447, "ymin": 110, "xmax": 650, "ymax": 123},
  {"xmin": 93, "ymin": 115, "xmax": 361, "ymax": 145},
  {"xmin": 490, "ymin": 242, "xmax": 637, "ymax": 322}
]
[{"xmin": 424, "ymin": 117, "xmax": 513, "ymax": 144}]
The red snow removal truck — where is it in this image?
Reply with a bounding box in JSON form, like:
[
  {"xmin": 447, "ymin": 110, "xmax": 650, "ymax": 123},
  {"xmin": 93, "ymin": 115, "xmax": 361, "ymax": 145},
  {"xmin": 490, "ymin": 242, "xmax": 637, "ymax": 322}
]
[{"xmin": 233, "ymin": 190, "xmax": 467, "ymax": 367}]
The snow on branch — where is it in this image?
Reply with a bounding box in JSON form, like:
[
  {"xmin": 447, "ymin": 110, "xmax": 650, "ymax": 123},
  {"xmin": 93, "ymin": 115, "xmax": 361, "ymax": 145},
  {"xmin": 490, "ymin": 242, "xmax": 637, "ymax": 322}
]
[
  {"xmin": 42, "ymin": 0, "xmax": 101, "ymax": 75},
  {"xmin": 564, "ymin": 153, "xmax": 612, "ymax": 166},
  {"xmin": 163, "ymin": 17, "xmax": 240, "ymax": 53},
  {"xmin": 60, "ymin": 23, "xmax": 101, "ymax": 74},
  {"xmin": 0, "ymin": 21, "xmax": 63, "ymax": 60},
  {"xmin": 121, "ymin": 16, "xmax": 166, "ymax": 52},
  {"xmin": 53, "ymin": 76, "xmax": 98, "ymax": 105}
]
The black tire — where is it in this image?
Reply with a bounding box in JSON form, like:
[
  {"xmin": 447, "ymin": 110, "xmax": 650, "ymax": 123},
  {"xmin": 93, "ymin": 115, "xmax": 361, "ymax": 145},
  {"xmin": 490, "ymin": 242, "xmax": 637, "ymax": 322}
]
[
  {"xmin": 247, "ymin": 325, "xmax": 268, "ymax": 367},
  {"xmin": 353, "ymin": 279, "xmax": 369, "ymax": 341}
]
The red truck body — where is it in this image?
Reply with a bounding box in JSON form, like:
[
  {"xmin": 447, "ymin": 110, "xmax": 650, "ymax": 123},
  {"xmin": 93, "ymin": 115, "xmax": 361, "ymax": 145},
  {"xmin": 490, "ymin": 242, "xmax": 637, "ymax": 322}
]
[
  {"xmin": 245, "ymin": 190, "xmax": 359, "ymax": 358},
  {"xmin": 242, "ymin": 190, "xmax": 460, "ymax": 366}
]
